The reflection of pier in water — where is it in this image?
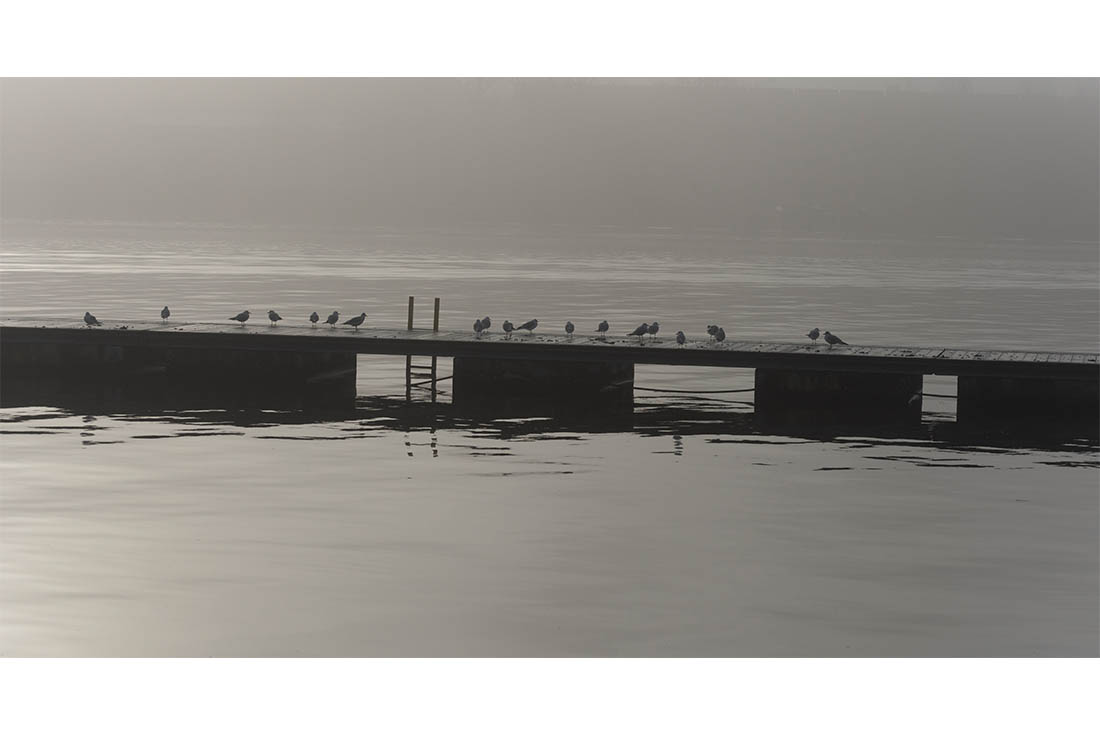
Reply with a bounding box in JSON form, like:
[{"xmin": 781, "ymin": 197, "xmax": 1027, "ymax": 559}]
[{"xmin": 2, "ymin": 376, "xmax": 1095, "ymax": 451}]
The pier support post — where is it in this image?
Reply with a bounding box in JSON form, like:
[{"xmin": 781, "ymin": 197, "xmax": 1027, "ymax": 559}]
[
  {"xmin": 451, "ymin": 357, "xmax": 634, "ymax": 410},
  {"xmin": 957, "ymin": 375, "xmax": 1098, "ymax": 427},
  {"xmin": 754, "ymin": 368, "xmax": 923, "ymax": 426}
]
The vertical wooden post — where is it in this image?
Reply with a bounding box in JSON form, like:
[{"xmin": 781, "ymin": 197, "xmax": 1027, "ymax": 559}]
[
  {"xmin": 405, "ymin": 296, "xmax": 414, "ymax": 401},
  {"xmin": 431, "ymin": 297, "xmax": 440, "ymax": 403}
]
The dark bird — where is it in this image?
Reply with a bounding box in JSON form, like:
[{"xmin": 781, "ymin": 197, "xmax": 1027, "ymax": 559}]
[
  {"xmin": 715, "ymin": 327, "xmax": 726, "ymax": 343},
  {"xmin": 596, "ymin": 320, "xmax": 609, "ymax": 338},
  {"xmin": 516, "ymin": 318, "xmax": 538, "ymax": 334},
  {"xmin": 343, "ymin": 312, "xmax": 367, "ymax": 331},
  {"xmin": 310, "ymin": 311, "xmax": 320, "ymax": 327},
  {"xmin": 565, "ymin": 321, "xmax": 575, "ymax": 338},
  {"xmin": 84, "ymin": 311, "xmax": 102, "ymax": 328},
  {"xmin": 502, "ymin": 320, "xmax": 515, "ymax": 339},
  {"xmin": 268, "ymin": 310, "xmax": 283, "ymax": 326},
  {"xmin": 480, "ymin": 316, "xmax": 491, "ymax": 332},
  {"xmin": 628, "ymin": 323, "xmax": 649, "ymax": 342},
  {"xmin": 706, "ymin": 324, "xmax": 719, "ymax": 340},
  {"xmin": 229, "ymin": 310, "xmax": 250, "ymax": 326},
  {"xmin": 676, "ymin": 330, "xmax": 686, "ymax": 347},
  {"xmin": 473, "ymin": 318, "xmax": 484, "ymax": 338},
  {"xmin": 823, "ymin": 331, "xmax": 847, "ymax": 348},
  {"xmin": 806, "ymin": 327, "xmax": 820, "ymax": 345},
  {"xmin": 160, "ymin": 306, "xmax": 170, "ymax": 323},
  {"xmin": 325, "ymin": 310, "xmax": 339, "ymax": 328},
  {"xmin": 647, "ymin": 321, "xmax": 660, "ymax": 341}
]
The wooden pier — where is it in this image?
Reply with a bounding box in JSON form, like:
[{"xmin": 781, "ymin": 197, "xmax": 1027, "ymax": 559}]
[{"xmin": 2, "ymin": 317, "xmax": 1097, "ymax": 427}]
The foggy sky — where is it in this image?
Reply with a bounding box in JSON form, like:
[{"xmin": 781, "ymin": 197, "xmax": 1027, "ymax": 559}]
[{"xmin": 1, "ymin": 78, "xmax": 1097, "ymax": 239}]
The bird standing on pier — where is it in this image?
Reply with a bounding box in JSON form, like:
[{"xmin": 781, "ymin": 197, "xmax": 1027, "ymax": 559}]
[
  {"xmin": 629, "ymin": 323, "xmax": 649, "ymax": 343},
  {"xmin": 160, "ymin": 306, "xmax": 170, "ymax": 323},
  {"xmin": 676, "ymin": 330, "xmax": 686, "ymax": 347},
  {"xmin": 268, "ymin": 310, "xmax": 283, "ymax": 326},
  {"xmin": 325, "ymin": 310, "xmax": 339, "ymax": 328},
  {"xmin": 648, "ymin": 321, "xmax": 660, "ymax": 341},
  {"xmin": 565, "ymin": 321, "xmax": 575, "ymax": 338},
  {"xmin": 473, "ymin": 318, "xmax": 484, "ymax": 338},
  {"xmin": 310, "ymin": 311, "xmax": 320, "ymax": 327},
  {"xmin": 229, "ymin": 310, "xmax": 250, "ymax": 326},
  {"xmin": 715, "ymin": 327, "xmax": 726, "ymax": 344},
  {"xmin": 502, "ymin": 320, "xmax": 515, "ymax": 339},
  {"xmin": 344, "ymin": 312, "xmax": 367, "ymax": 331},
  {"xmin": 596, "ymin": 320, "xmax": 609, "ymax": 339},
  {"xmin": 480, "ymin": 316, "xmax": 491, "ymax": 333},
  {"xmin": 806, "ymin": 327, "xmax": 820, "ymax": 345},
  {"xmin": 516, "ymin": 318, "xmax": 538, "ymax": 335},
  {"xmin": 823, "ymin": 331, "xmax": 847, "ymax": 348},
  {"xmin": 84, "ymin": 311, "xmax": 102, "ymax": 328},
  {"xmin": 707, "ymin": 325, "xmax": 719, "ymax": 340}
]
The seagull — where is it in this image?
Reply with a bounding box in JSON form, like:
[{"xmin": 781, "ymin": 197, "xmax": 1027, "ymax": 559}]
[
  {"xmin": 502, "ymin": 320, "xmax": 515, "ymax": 339},
  {"xmin": 84, "ymin": 311, "xmax": 102, "ymax": 328},
  {"xmin": 806, "ymin": 327, "xmax": 820, "ymax": 345},
  {"xmin": 480, "ymin": 316, "xmax": 491, "ymax": 333},
  {"xmin": 595, "ymin": 320, "xmax": 609, "ymax": 339},
  {"xmin": 676, "ymin": 330, "xmax": 686, "ymax": 347},
  {"xmin": 628, "ymin": 323, "xmax": 649, "ymax": 343},
  {"xmin": 310, "ymin": 311, "xmax": 320, "ymax": 327},
  {"xmin": 516, "ymin": 318, "xmax": 538, "ymax": 334},
  {"xmin": 325, "ymin": 310, "xmax": 339, "ymax": 328},
  {"xmin": 473, "ymin": 318, "xmax": 484, "ymax": 338},
  {"xmin": 343, "ymin": 312, "xmax": 367, "ymax": 331},
  {"xmin": 565, "ymin": 321, "xmax": 575, "ymax": 338},
  {"xmin": 268, "ymin": 310, "xmax": 283, "ymax": 326},
  {"xmin": 160, "ymin": 306, "xmax": 170, "ymax": 323},
  {"xmin": 823, "ymin": 331, "xmax": 847, "ymax": 348},
  {"xmin": 715, "ymin": 327, "xmax": 726, "ymax": 343},
  {"xmin": 229, "ymin": 310, "xmax": 250, "ymax": 326},
  {"xmin": 706, "ymin": 324, "xmax": 719, "ymax": 340},
  {"xmin": 647, "ymin": 321, "xmax": 660, "ymax": 341}
]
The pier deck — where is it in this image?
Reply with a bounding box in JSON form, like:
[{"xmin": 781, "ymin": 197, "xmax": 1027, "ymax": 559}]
[{"xmin": 1, "ymin": 318, "xmax": 1096, "ymax": 380}]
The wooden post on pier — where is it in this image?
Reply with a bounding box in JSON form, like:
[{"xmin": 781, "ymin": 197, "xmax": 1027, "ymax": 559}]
[
  {"xmin": 405, "ymin": 296, "xmax": 414, "ymax": 401},
  {"xmin": 431, "ymin": 297, "xmax": 440, "ymax": 403}
]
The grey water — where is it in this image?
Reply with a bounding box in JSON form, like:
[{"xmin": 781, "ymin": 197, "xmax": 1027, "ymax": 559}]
[{"xmin": 1, "ymin": 220, "xmax": 1097, "ymax": 656}]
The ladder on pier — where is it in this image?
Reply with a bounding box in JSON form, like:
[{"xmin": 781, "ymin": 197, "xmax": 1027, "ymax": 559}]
[{"xmin": 405, "ymin": 296, "xmax": 446, "ymax": 402}]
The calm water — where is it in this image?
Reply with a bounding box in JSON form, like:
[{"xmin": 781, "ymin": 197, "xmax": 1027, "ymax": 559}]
[{"xmin": 1, "ymin": 220, "xmax": 1097, "ymax": 656}]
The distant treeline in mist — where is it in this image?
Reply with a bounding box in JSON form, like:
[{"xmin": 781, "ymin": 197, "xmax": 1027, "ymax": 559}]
[{"xmin": 2, "ymin": 78, "xmax": 1097, "ymax": 239}]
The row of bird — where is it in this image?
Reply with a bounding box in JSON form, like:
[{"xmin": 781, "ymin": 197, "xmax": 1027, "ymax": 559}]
[{"xmin": 81, "ymin": 309, "xmax": 849, "ymax": 347}]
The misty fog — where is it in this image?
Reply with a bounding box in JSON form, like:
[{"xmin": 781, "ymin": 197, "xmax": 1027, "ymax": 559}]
[{"xmin": 1, "ymin": 78, "xmax": 1097, "ymax": 240}]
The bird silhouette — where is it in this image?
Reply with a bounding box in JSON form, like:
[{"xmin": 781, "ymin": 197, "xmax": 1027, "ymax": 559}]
[
  {"xmin": 229, "ymin": 310, "xmax": 250, "ymax": 326},
  {"xmin": 84, "ymin": 311, "xmax": 102, "ymax": 328},
  {"xmin": 595, "ymin": 320, "xmax": 609, "ymax": 339},
  {"xmin": 516, "ymin": 318, "xmax": 538, "ymax": 334},
  {"xmin": 706, "ymin": 324, "xmax": 719, "ymax": 340},
  {"xmin": 715, "ymin": 327, "xmax": 726, "ymax": 343},
  {"xmin": 676, "ymin": 330, "xmax": 686, "ymax": 347},
  {"xmin": 823, "ymin": 331, "xmax": 847, "ymax": 348},
  {"xmin": 628, "ymin": 323, "xmax": 649, "ymax": 343},
  {"xmin": 480, "ymin": 316, "xmax": 491, "ymax": 332},
  {"xmin": 806, "ymin": 327, "xmax": 820, "ymax": 345},
  {"xmin": 565, "ymin": 321, "xmax": 575, "ymax": 338},
  {"xmin": 473, "ymin": 318, "xmax": 484, "ymax": 338},
  {"xmin": 310, "ymin": 311, "xmax": 320, "ymax": 327},
  {"xmin": 325, "ymin": 310, "xmax": 339, "ymax": 328},
  {"xmin": 343, "ymin": 312, "xmax": 367, "ymax": 331},
  {"xmin": 502, "ymin": 320, "xmax": 515, "ymax": 339},
  {"xmin": 267, "ymin": 310, "xmax": 282, "ymax": 326},
  {"xmin": 647, "ymin": 321, "xmax": 660, "ymax": 341},
  {"xmin": 160, "ymin": 306, "xmax": 170, "ymax": 323}
]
